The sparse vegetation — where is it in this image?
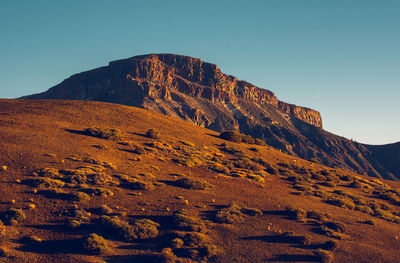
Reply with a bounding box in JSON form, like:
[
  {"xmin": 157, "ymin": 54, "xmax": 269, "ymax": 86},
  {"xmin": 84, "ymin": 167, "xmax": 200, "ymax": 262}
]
[
  {"xmin": 314, "ymin": 249, "xmax": 334, "ymax": 263},
  {"xmin": 173, "ymin": 178, "xmax": 211, "ymax": 190},
  {"xmin": 0, "ymin": 208, "xmax": 26, "ymax": 225},
  {"xmin": 100, "ymin": 216, "xmax": 159, "ymax": 241},
  {"xmin": 82, "ymin": 233, "xmax": 110, "ymax": 255},
  {"xmin": 219, "ymin": 131, "xmax": 264, "ymax": 145},
  {"xmin": 173, "ymin": 209, "xmax": 205, "ymax": 232},
  {"xmin": 146, "ymin": 129, "xmax": 160, "ymax": 139},
  {"xmin": 84, "ymin": 127, "xmax": 121, "ymax": 140},
  {"xmin": 216, "ymin": 203, "xmax": 244, "ymax": 224}
]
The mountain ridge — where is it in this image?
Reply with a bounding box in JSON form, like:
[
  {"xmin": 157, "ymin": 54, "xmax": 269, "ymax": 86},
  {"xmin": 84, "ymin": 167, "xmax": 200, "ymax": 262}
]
[{"xmin": 22, "ymin": 53, "xmax": 400, "ymax": 180}]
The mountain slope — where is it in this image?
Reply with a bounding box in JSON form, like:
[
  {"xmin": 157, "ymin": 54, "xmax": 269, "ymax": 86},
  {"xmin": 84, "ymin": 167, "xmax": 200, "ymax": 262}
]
[
  {"xmin": 22, "ymin": 54, "xmax": 399, "ymax": 180},
  {"xmin": 1, "ymin": 99, "xmax": 400, "ymax": 262}
]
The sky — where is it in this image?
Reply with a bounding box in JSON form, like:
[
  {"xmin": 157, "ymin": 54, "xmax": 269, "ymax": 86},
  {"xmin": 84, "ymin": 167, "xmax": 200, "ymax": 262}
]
[{"xmin": 1, "ymin": 0, "xmax": 399, "ymax": 145}]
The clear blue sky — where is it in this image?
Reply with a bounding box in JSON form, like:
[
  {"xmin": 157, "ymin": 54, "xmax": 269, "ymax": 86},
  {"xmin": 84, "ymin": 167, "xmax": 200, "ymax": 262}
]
[{"xmin": 1, "ymin": 0, "xmax": 399, "ymax": 145}]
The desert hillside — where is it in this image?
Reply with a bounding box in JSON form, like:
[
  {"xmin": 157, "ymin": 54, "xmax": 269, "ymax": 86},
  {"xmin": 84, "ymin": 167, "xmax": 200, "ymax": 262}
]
[
  {"xmin": 0, "ymin": 99, "xmax": 400, "ymax": 262},
  {"xmin": 22, "ymin": 54, "xmax": 400, "ymax": 180}
]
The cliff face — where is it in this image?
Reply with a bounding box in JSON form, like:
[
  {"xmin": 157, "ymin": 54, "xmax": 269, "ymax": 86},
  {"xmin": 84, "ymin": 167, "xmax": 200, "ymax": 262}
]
[
  {"xmin": 29, "ymin": 54, "xmax": 321, "ymax": 128},
  {"xmin": 23, "ymin": 54, "xmax": 399, "ymax": 180}
]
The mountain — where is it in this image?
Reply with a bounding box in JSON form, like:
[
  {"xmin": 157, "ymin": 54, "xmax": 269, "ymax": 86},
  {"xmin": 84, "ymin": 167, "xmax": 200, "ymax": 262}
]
[
  {"xmin": 1, "ymin": 99, "xmax": 400, "ymax": 262},
  {"xmin": 22, "ymin": 54, "xmax": 399, "ymax": 180}
]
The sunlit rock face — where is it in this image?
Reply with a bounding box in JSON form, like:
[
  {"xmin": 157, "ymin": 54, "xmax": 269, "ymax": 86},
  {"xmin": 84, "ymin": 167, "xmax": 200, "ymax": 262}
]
[{"xmin": 23, "ymin": 54, "xmax": 399, "ymax": 180}]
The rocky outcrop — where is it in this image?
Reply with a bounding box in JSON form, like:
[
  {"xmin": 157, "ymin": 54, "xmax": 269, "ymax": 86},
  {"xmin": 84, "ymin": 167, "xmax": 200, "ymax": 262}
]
[
  {"xmin": 22, "ymin": 54, "xmax": 399, "ymax": 180},
  {"xmin": 27, "ymin": 54, "xmax": 321, "ymax": 128}
]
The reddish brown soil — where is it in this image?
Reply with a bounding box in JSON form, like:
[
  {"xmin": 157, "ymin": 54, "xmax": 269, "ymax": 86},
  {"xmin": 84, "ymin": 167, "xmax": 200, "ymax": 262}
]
[{"xmin": 0, "ymin": 99, "xmax": 399, "ymax": 262}]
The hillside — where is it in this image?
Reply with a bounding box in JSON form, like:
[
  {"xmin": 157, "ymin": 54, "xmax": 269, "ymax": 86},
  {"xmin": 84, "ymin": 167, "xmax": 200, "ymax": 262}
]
[
  {"xmin": 22, "ymin": 54, "xmax": 400, "ymax": 180},
  {"xmin": 0, "ymin": 99, "xmax": 400, "ymax": 262}
]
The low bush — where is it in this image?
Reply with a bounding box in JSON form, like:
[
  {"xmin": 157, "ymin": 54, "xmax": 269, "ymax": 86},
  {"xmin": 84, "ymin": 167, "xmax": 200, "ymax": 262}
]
[
  {"xmin": 84, "ymin": 128, "xmax": 121, "ymax": 140},
  {"xmin": 216, "ymin": 203, "xmax": 244, "ymax": 224},
  {"xmin": 122, "ymin": 179, "xmax": 155, "ymax": 191},
  {"xmin": 98, "ymin": 204, "xmax": 113, "ymax": 215},
  {"xmin": 173, "ymin": 178, "xmax": 211, "ymax": 190},
  {"xmin": 219, "ymin": 131, "xmax": 262, "ymax": 145},
  {"xmin": 219, "ymin": 131, "xmax": 242, "ymax": 143},
  {"xmin": 183, "ymin": 232, "xmax": 208, "ymax": 247},
  {"xmin": 314, "ymin": 249, "xmax": 334, "ymax": 263},
  {"xmin": 322, "ymin": 240, "xmax": 339, "ymax": 251},
  {"xmin": 0, "ymin": 208, "xmax": 26, "ymax": 225},
  {"xmin": 173, "ymin": 209, "xmax": 205, "ymax": 232},
  {"xmin": 82, "ymin": 233, "xmax": 110, "ymax": 255},
  {"xmin": 100, "ymin": 216, "xmax": 159, "ymax": 241},
  {"xmin": 146, "ymin": 129, "xmax": 160, "ymax": 139},
  {"xmin": 325, "ymin": 195, "xmax": 355, "ymax": 210},
  {"xmin": 322, "ymin": 221, "xmax": 346, "ymax": 233}
]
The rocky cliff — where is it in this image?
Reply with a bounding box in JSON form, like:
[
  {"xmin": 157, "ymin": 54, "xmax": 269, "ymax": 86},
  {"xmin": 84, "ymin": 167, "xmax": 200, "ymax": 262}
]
[{"xmin": 22, "ymin": 54, "xmax": 399, "ymax": 180}]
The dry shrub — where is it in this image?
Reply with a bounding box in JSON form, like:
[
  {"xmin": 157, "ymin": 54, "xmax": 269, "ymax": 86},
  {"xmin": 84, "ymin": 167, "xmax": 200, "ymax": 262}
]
[
  {"xmin": 173, "ymin": 178, "xmax": 211, "ymax": 190},
  {"xmin": 84, "ymin": 128, "xmax": 121, "ymax": 140},
  {"xmin": 173, "ymin": 209, "xmax": 205, "ymax": 232},
  {"xmin": 82, "ymin": 233, "xmax": 110, "ymax": 255},
  {"xmin": 122, "ymin": 179, "xmax": 155, "ymax": 191},
  {"xmin": 146, "ymin": 129, "xmax": 160, "ymax": 139},
  {"xmin": 0, "ymin": 209, "xmax": 26, "ymax": 225},
  {"xmin": 100, "ymin": 216, "xmax": 159, "ymax": 241},
  {"xmin": 216, "ymin": 203, "xmax": 244, "ymax": 224},
  {"xmin": 322, "ymin": 221, "xmax": 346, "ymax": 233},
  {"xmin": 314, "ymin": 249, "xmax": 334, "ymax": 263},
  {"xmin": 322, "ymin": 240, "xmax": 339, "ymax": 251}
]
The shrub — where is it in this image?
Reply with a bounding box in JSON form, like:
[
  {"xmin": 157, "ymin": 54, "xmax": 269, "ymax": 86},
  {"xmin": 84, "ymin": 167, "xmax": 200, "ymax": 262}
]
[
  {"xmin": 173, "ymin": 178, "xmax": 210, "ymax": 190},
  {"xmin": 219, "ymin": 131, "xmax": 242, "ymax": 143},
  {"xmin": 307, "ymin": 210, "xmax": 329, "ymax": 222},
  {"xmin": 146, "ymin": 129, "xmax": 160, "ymax": 139},
  {"xmin": 0, "ymin": 220, "xmax": 5, "ymax": 238},
  {"xmin": 84, "ymin": 128, "xmax": 121, "ymax": 140},
  {"xmin": 322, "ymin": 240, "xmax": 339, "ymax": 251},
  {"xmin": 38, "ymin": 189, "xmax": 90, "ymax": 202},
  {"xmin": 216, "ymin": 203, "xmax": 244, "ymax": 224},
  {"xmin": 171, "ymin": 238, "xmax": 184, "ymax": 249},
  {"xmin": 0, "ymin": 208, "xmax": 26, "ymax": 225},
  {"xmin": 100, "ymin": 216, "xmax": 159, "ymax": 241},
  {"xmin": 82, "ymin": 233, "xmax": 110, "ymax": 255},
  {"xmin": 322, "ymin": 221, "xmax": 346, "ymax": 233},
  {"xmin": 255, "ymin": 138, "xmax": 266, "ymax": 146},
  {"xmin": 349, "ymin": 180, "xmax": 363, "ymax": 189},
  {"xmin": 325, "ymin": 196, "xmax": 355, "ymax": 210},
  {"xmin": 374, "ymin": 209, "xmax": 396, "ymax": 221},
  {"xmin": 79, "ymin": 187, "xmax": 114, "ymax": 197},
  {"xmin": 66, "ymin": 219, "xmax": 82, "ymax": 230},
  {"xmin": 285, "ymin": 206, "xmax": 307, "ymax": 222},
  {"xmin": 22, "ymin": 178, "xmax": 65, "ymax": 188},
  {"xmin": 208, "ymin": 164, "xmax": 230, "ymax": 175},
  {"xmin": 98, "ymin": 204, "xmax": 113, "ymax": 215},
  {"xmin": 133, "ymin": 145, "xmax": 146, "ymax": 154},
  {"xmin": 183, "ymin": 232, "xmax": 208, "ymax": 247},
  {"xmin": 314, "ymin": 249, "xmax": 334, "ymax": 263},
  {"xmin": 265, "ymin": 165, "xmax": 278, "ymax": 175},
  {"xmin": 0, "ymin": 246, "xmax": 10, "ymax": 257},
  {"xmin": 173, "ymin": 209, "xmax": 205, "ymax": 232},
  {"xmin": 131, "ymin": 219, "xmax": 160, "ymax": 240},
  {"xmin": 122, "ymin": 179, "xmax": 155, "ymax": 191},
  {"xmin": 277, "ymin": 232, "xmax": 312, "ymax": 245},
  {"xmin": 242, "ymin": 135, "xmax": 255, "ymax": 144},
  {"xmin": 199, "ymin": 244, "xmax": 219, "ymax": 258}
]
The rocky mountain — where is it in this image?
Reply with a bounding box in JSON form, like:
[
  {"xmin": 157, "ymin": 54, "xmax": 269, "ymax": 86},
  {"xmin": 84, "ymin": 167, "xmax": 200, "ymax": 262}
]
[{"xmin": 22, "ymin": 54, "xmax": 399, "ymax": 180}]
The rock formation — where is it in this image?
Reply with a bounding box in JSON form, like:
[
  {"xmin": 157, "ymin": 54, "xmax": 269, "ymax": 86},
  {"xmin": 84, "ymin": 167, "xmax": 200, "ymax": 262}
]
[{"xmin": 22, "ymin": 54, "xmax": 399, "ymax": 180}]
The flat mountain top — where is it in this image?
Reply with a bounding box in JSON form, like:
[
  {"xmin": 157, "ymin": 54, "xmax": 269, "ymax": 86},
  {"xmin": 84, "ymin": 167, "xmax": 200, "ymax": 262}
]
[
  {"xmin": 0, "ymin": 99, "xmax": 399, "ymax": 262},
  {"xmin": 22, "ymin": 53, "xmax": 400, "ymax": 180}
]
